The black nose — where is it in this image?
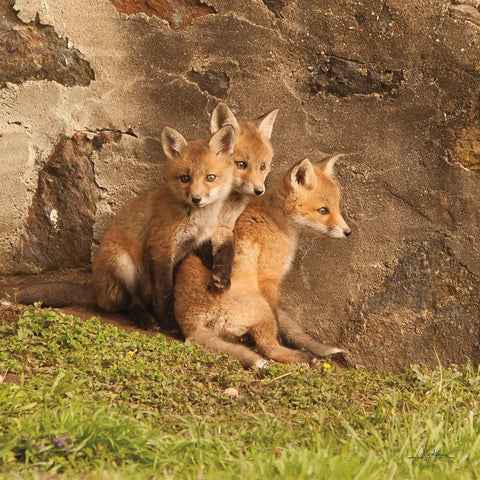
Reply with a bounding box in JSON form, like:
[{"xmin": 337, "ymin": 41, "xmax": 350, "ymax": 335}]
[
  {"xmin": 254, "ymin": 189, "xmax": 264, "ymax": 196},
  {"xmin": 192, "ymin": 196, "xmax": 201, "ymax": 204},
  {"xmin": 344, "ymin": 229, "xmax": 352, "ymax": 237}
]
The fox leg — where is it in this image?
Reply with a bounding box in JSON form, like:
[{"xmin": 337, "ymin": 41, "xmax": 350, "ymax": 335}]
[
  {"xmin": 197, "ymin": 228, "xmax": 235, "ymax": 292},
  {"xmin": 277, "ymin": 309, "xmax": 344, "ymax": 357},
  {"xmin": 250, "ymin": 309, "xmax": 317, "ymax": 365},
  {"xmin": 211, "ymin": 235, "xmax": 235, "ymax": 291},
  {"xmin": 94, "ymin": 250, "xmax": 158, "ymax": 330},
  {"xmin": 149, "ymin": 257, "xmax": 175, "ymax": 327},
  {"xmin": 188, "ymin": 326, "xmax": 267, "ymax": 368}
]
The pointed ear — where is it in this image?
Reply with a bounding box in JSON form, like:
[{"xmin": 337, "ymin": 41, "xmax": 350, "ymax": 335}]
[
  {"xmin": 318, "ymin": 153, "xmax": 344, "ymax": 177},
  {"xmin": 161, "ymin": 127, "xmax": 188, "ymax": 160},
  {"xmin": 209, "ymin": 125, "xmax": 236, "ymax": 157},
  {"xmin": 256, "ymin": 108, "xmax": 279, "ymax": 140},
  {"xmin": 290, "ymin": 158, "xmax": 317, "ymax": 190},
  {"xmin": 210, "ymin": 102, "xmax": 239, "ymax": 133}
]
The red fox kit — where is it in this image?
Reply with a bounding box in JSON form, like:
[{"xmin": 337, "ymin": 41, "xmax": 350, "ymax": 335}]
[
  {"xmin": 174, "ymin": 155, "xmax": 351, "ymax": 367},
  {"xmin": 92, "ymin": 125, "xmax": 236, "ymax": 329},
  {"xmin": 10, "ymin": 103, "xmax": 279, "ymax": 324},
  {"xmin": 199, "ymin": 102, "xmax": 278, "ymax": 291}
]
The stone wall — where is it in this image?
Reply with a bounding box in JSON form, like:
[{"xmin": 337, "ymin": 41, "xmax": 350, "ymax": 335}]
[{"xmin": 1, "ymin": 0, "xmax": 479, "ymax": 371}]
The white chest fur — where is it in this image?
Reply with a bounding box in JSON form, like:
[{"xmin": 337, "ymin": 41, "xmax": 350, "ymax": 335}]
[{"xmin": 173, "ymin": 202, "xmax": 222, "ymax": 263}]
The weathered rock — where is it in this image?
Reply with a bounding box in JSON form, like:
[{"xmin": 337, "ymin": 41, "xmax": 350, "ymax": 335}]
[
  {"xmin": 262, "ymin": 0, "xmax": 288, "ymax": 18},
  {"xmin": 109, "ymin": 0, "xmax": 216, "ymax": 29},
  {"xmin": 15, "ymin": 132, "xmax": 121, "ymax": 271},
  {"xmin": 187, "ymin": 69, "xmax": 229, "ymax": 97},
  {"xmin": 448, "ymin": 101, "xmax": 480, "ymax": 171},
  {"xmin": 449, "ymin": 4, "xmax": 480, "ymax": 27},
  {"xmin": 0, "ymin": 7, "xmax": 94, "ymax": 88},
  {"xmin": 342, "ymin": 235, "xmax": 480, "ymax": 371},
  {"xmin": 311, "ymin": 56, "xmax": 404, "ymax": 97}
]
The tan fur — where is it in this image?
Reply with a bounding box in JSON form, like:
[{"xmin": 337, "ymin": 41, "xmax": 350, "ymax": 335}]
[
  {"xmin": 93, "ymin": 125, "xmax": 236, "ymax": 328},
  {"xmin": 204, "ymin": 103, "xmax": 279, "ymax": 290},
  {"xmin": 174, "ymin": 156, "xmax": 351, "ymax": 367}
]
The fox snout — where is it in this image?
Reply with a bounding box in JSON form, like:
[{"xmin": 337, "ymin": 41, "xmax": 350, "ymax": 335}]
[
  {"xmin": 328, "ymin": 216, "xmax": 351, "ymax": 239},
  {"xmin": 240, "ymin": 181, "xmax": 266, "ymax": 196},
  {"xmin": 189, "ymin": 192, "xmax": 209, "ymax": 207}
]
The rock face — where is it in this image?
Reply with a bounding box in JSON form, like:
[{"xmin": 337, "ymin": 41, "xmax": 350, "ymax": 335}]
[
  {"xmin": 0, "ymin": 0, "xmax": 479, "ymax": 372},
  {"xmin": 0, "ymin": 5, "xmax": 94, "ymax": 87},
  {"xmin": 15, "ymin": 132, "xmax": 121, "ymax": 271}
]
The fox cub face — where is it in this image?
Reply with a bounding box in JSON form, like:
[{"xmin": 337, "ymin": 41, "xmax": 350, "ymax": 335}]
[
  {"xmin": 286, "ymin": 155, "xmax": 351, "ymax": 239},
  {"xmin": 161, "ymin": 125, "xmax": 235, "ymax": 208},
  {"xmin": 210, "ymin": 103, "xmax": 278, "ymax": 197}
]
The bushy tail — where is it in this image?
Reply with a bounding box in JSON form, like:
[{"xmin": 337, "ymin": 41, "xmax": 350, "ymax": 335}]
[{"xmin": 5, "ymin": 281, "xmax": 95, "ymax": 307}]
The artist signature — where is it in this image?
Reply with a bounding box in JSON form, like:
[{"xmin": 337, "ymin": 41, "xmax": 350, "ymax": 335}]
[{"xmin": 409, "ymin": 445, "xmax": 454, "ymax": 462}]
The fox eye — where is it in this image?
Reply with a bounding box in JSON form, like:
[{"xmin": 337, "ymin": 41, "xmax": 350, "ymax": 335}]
[
  {"xmin": 260, "ymin": 162, "xmax": 266, "ymax": 171},
  {"xmin": 318, "ymin": 207, "xmax": 329, "ymax": 215},
  {"xmin": 180, "ymin": 175, "xmax": 190, "ymax": 183},
  {"xmin": 206, "ymin": 174, "xmax": 216, "ymax": 182},
  {"xmin": 235, "ymin": 161, "xmax": 247, "ymax": 170}
]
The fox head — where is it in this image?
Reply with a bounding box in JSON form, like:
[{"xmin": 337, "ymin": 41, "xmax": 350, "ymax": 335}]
[
  {"xmin": 210, "ymin": 102, "xmax": 278, "ymax": 197},
  {"xmin": 161, "ymin": 125, "xmax": 235, "ymax": 208},
  {"xmin": 283, "ymin": 155, "xmax": 351, "ymax": 239}
]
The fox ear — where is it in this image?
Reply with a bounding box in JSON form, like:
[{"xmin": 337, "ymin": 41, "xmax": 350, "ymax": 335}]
[
  {"xmin": 290, "ymin": 158, "xmax": 317, "ymax": 190},
  {"xmin": 209, "ymin": 124, "xmax": 236, "ymax": 157},
  {"xmin": 210, "ymin": 102, "xmax": 239, "ymax": 133},
  {"xmin": 161, "ymin": 127, "xmax": 188, "ymax": 160},
  {"xmin": 318, "ymin": 153, "xmax": 344, "ymax": 177},
  {"xmin": 256, "ymin": 108, "xmax": 279, "ymax": 140}
]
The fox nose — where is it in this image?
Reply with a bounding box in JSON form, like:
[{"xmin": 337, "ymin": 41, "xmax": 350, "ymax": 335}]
[
  {"xmin": 191, "ymin": 196, "xmax": 201, "ymax": 204},
  {"xmin": 254, "ymin": 188, "xmax": 264, "ymax": 196},
  {"xmin": 344, "ymin": 229, "xmax": 352, "ymax": 237}
]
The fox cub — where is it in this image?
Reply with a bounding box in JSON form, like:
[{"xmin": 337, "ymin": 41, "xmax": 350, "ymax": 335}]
[
  {"xmin": 174, "ymin": 155, "xmax": 351, "ymax": 367},
  {"xmin": 92, "ymin": 125, "xmax": 236, "ymax": 329},
  {"xmin": 11, "ymin": 103, "xmax": 279, "ymax": 325},
  {"xmin": 200, "ymin": 102, "xmax": 278, "ymax": 291}
]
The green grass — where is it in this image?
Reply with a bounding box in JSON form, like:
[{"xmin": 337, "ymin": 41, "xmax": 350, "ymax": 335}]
[{"xmin": 0, "ymin": 306, "xmax": 479, "ymax": 479}]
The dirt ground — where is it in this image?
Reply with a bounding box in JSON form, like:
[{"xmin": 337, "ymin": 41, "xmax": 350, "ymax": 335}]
[{"xmin": 0, "ymin": 270, "xmax": 184, "ymax": 342}]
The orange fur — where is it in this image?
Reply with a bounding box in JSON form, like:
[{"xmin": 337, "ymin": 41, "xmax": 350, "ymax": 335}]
[
  {"xmin": 93, "ymin": 125, "xmax": 235, "ymax": 328},
  {"xmin": 202, "ymin": 103, "xmax": 279, "ymax": 291},
  {"xmin": 174, "ymin": 156, "xmax": 351, "ymax": 367}
]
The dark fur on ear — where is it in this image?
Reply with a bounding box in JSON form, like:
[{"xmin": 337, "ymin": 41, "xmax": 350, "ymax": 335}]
[
  {"xmin": 161, "ymin": 127, "xmax": 188, "ymax": 160},
  {"xmin": 210, "ymin": 102, "xmax": 239, "ymax": 133},
  {"xmin": 209, "ymin": 124, "xmax": 236, "ymax": 157}
]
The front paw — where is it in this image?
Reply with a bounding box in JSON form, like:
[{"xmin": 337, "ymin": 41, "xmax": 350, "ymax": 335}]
[{"xmin": 209, "ymin": 272, "xmax": 231, "ymax": 292}]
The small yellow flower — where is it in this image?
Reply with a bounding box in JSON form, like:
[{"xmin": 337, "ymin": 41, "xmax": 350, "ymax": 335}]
[
  {"xmin": 128, "ymin": 350, "xmax": 135, "ymax": 358},
  {"xmin": 323, "ymin": 362, "xmax": 331, "ymax": 370}
]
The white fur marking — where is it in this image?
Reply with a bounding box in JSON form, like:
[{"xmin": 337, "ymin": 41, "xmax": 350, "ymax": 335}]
[
  {"xmin": 115, "ymin": 252, "xmax": 138, "ymax": 291},
  {"xmin": 254, "ymin": 359, "xmax": 268, "ymax": 369}
]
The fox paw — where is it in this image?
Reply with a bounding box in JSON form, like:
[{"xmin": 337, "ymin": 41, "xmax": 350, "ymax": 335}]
[{"xmin": 209, "ymin": 273, "xmax": 231, "ymax": 292}]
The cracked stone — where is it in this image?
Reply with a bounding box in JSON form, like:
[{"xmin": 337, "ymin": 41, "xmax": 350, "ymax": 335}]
[
  {"xmin": 15, "ymin": 131, "xmax": 122, "ymax": 271},
  {"xmin": 186, "ymin": 69, "xmax": 229, "ymax": 97},
  {"xmin": 0, "ymin": 13, "xmax": 94, "ymax": 88},
  {"xmin": 449, "ymin": 102, "xmax": 480, "ymax": 171},
  {"xmin": 262, "ymin": 0, "xmax": 288, "ymax": 18},
  {"xmin": 449, "ymin": 4, "xmax": 480, "ymax": 27},
  {"xmin": 109, "ymin": 0, "xmax": 216, "ymax": 29},
  {"xmin": 344, "ymin": 235, "xmax": 480, "ymax": 370},
  {"xmin": 311, "ymin": 56, "xmax": 404, "ymax": 97}
]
